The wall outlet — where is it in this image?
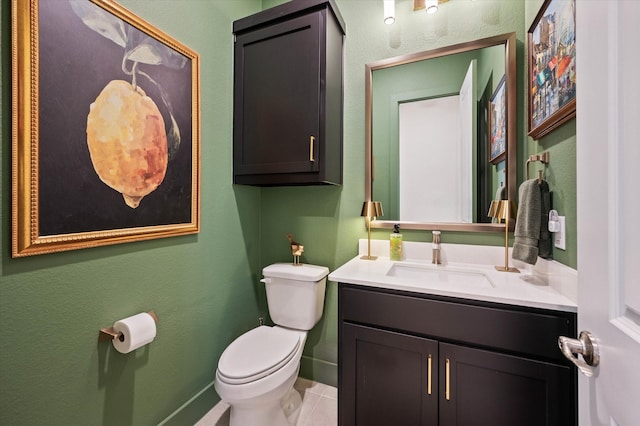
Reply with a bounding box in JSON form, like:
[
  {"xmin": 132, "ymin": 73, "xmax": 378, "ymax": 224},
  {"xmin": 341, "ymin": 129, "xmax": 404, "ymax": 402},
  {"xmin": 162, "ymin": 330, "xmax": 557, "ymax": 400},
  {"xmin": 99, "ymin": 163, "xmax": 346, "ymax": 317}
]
[{"xmin": 554, "ymin": 216, "xmax": 566, "ymax": 250}]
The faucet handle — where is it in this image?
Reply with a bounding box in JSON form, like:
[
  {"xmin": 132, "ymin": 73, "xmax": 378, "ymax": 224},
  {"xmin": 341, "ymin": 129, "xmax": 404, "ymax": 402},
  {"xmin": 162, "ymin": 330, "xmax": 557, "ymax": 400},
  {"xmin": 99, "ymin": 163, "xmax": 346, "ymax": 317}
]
[
  {"xmin": 432, "ymin": 231, "xmax": 442, "ymax": 264},
  {"xmin": 432, "ymin": 230, "xmax": 441, "ymax": 245},
  {"xmin": 287, "ymin": 233, "xmax": 304, "ymax": 265}
]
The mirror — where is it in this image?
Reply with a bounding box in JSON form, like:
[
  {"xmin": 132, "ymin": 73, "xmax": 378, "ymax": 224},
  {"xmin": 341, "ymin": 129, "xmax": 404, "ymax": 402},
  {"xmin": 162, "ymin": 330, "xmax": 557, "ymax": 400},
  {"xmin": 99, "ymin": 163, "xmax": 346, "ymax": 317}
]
[{"xmin": 366, "ymin": 33, "xmax": 516, "ymax": 232}]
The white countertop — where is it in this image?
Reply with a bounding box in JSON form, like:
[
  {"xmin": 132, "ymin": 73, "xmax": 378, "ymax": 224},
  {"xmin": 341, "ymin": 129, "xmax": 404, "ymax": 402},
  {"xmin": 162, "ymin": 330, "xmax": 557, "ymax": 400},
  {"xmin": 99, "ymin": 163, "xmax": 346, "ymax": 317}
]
[{"xmin": 329, "ymin": 240, "xmax": 577, "ymax": 313}]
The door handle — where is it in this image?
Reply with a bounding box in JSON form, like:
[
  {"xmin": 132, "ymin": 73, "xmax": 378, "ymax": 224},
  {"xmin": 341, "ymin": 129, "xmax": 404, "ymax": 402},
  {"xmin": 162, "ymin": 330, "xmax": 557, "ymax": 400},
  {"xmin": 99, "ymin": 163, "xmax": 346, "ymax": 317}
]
[{"xmin": 558, "ymin": 331, "xmax": 600, "ymax": 377}]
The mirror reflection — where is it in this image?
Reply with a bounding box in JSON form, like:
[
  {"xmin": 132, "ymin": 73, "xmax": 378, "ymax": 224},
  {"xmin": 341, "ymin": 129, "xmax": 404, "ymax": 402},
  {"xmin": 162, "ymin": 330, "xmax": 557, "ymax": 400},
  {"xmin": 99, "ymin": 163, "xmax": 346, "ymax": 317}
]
[{"xmin": 366, "ymin": 33, "xmax": 516, "ymax": 232}]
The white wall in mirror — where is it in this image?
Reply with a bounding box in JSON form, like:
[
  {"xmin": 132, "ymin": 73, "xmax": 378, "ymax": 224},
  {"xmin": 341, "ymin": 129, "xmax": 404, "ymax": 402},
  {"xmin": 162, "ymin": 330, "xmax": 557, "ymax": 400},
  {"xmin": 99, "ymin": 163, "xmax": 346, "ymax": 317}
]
[{"xmin": 398, "ymin": 60, "xmax": 476, "ymax": 223}]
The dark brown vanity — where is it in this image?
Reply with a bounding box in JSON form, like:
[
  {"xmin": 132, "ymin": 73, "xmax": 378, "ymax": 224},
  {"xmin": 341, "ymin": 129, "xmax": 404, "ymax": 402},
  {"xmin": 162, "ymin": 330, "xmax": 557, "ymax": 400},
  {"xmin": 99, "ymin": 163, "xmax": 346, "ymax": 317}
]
[
  {"xmin": 337, "ymin": 28, "xmax": 581, "ymax": 421},
  {"xmin": 338, "ymin": 282, "xmax": 577, "ymax": 425}
]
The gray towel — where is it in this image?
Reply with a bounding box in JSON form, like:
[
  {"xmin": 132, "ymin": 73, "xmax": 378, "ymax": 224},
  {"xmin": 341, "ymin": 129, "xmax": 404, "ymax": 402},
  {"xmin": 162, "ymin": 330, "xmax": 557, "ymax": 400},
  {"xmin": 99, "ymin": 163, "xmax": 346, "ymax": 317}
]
[{"xmin": 512, "ymin": 179, "xmax": 541, "ymax": 264}]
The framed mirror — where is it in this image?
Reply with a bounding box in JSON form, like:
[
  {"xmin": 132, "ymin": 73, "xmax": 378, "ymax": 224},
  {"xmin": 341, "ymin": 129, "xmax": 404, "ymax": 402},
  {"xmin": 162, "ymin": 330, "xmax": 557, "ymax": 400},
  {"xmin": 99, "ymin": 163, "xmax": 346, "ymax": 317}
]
[{"xmin": 366, "ymin": 33, "xmax": 516, "ymax": 232}]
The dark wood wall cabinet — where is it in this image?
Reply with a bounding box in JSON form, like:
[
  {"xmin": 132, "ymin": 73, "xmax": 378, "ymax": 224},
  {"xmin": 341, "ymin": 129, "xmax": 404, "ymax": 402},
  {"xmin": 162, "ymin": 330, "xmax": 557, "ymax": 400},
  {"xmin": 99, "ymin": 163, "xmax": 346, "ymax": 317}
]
[
  {"xmin": 232, "ymin": 0, "xmax": 345, "ymax": 186},
  {"xmin": 338, "ymin": 284, "xmax": 578, "ymax": 426}
]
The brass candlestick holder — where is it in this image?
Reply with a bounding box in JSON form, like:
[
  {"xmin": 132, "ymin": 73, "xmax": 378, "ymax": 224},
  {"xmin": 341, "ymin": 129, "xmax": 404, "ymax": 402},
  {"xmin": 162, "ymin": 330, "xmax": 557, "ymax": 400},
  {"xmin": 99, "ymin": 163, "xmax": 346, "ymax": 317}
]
[
  {"xmin": 488, "ymin": 199, "xmax": 519, "ymax": 273},
  {"xmin": 360, "ymin": 201, "xmax": 384, "ymax": 260}
]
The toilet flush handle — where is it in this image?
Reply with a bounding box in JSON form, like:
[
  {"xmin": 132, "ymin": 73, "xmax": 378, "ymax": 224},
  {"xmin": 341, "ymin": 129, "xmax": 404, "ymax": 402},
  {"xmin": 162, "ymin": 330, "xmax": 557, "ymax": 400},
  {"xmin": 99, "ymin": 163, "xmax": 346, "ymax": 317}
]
[{"xmin": 260, "ymin": 278, "xmax": 271, "ymax": 284}]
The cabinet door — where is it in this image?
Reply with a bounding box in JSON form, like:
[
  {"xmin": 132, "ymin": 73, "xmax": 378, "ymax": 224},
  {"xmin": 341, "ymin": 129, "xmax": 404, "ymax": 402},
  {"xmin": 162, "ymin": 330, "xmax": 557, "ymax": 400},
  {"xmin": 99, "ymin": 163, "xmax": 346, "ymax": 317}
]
[
  {"xmin": 234, "ymin": 12, "xmax": 321, "ymax": 178},
  {"xmin": 342, "ymin": 323, "xmax": 438, "ymax": 426},
  {"xmin": 439, "ymin": 343, "xmax": 575, "ymax": 426}
]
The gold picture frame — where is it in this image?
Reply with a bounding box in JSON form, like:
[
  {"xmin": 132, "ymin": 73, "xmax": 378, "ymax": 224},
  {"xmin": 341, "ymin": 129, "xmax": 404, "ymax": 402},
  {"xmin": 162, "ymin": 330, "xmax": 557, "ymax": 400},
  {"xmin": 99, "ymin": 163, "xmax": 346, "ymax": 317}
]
[{"xmin": 12, "ymin": 0, "xmax": 200, "ymax": 257}]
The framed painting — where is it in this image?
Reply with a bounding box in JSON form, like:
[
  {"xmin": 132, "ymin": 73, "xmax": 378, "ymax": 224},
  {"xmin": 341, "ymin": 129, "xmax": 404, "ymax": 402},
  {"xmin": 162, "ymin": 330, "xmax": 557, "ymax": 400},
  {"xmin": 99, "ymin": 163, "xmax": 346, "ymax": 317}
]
[
  {"xmin": 489, "ymin": 75, "xmax": 506, "ymax": 164},
  {"xmin": 11, "ymin": 0, "xmax": 200, "ymax": 257},
  {"xmin": 527, "ymin": 0, "xmax": 576, "ymax": 139}
]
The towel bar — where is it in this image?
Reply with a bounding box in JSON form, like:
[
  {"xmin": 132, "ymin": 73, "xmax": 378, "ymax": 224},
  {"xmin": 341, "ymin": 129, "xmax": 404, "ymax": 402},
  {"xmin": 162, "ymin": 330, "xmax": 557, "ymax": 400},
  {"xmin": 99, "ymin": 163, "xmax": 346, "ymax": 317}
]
[{"xmin": 526, "ymin": 152, "xmax": 549, "ymax": 182}]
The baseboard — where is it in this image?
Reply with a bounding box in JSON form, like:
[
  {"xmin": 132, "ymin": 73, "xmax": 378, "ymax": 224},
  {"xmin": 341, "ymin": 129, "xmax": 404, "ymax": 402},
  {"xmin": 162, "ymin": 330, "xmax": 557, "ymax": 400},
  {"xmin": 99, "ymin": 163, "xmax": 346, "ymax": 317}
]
[
  {"xmin": 157, "ymin": 380, "xmax": 219, "ymax": 426},
  {"xmin": 299, "ymin": 355, "xmax": 337, "ymax": 388}
]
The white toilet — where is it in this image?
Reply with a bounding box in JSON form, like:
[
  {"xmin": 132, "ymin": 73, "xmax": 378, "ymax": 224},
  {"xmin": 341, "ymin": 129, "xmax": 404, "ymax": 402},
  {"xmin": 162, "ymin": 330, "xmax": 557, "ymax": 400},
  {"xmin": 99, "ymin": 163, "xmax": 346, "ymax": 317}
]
[{"xmin": 214, "ymin": 263, "xmax": 329, "ymax": 426}]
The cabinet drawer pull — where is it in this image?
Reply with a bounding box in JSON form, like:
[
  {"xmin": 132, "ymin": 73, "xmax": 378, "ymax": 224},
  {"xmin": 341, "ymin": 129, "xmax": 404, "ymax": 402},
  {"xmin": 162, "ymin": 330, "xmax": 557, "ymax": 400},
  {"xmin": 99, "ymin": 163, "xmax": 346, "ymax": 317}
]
[
  {"xmin": 309, "ymin": 135, "xmax": 315, "ymax": 162},
  {"xmin": 427, "ymin": 354, "xmax": 432, "ymax": 395},
  {"xmin": 445, "ymin": 358, "xmax": 451, "ymax": 401}
]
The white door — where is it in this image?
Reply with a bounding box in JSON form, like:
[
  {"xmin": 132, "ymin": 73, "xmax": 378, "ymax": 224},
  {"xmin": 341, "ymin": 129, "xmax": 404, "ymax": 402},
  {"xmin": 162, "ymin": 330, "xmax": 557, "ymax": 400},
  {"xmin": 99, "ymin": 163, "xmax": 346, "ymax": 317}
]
[
  {"xmin": 574, "ymin": 1, "xmax": 640, "ymax": 424},
  {"xmin": 458, "ymin": 60, "xmax": 476, "ymax": 224},
  {"xmin": 399, "ymin": 96, "xmax": 460, "ymax": 222}
]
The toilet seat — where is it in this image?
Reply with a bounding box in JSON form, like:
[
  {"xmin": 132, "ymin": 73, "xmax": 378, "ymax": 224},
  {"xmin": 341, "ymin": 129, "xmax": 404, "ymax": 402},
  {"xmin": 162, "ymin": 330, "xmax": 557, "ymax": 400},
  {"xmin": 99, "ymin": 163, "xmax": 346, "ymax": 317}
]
[{"xmin": 218, "ymin": 326, "xmax": 301, "ymax": 385}]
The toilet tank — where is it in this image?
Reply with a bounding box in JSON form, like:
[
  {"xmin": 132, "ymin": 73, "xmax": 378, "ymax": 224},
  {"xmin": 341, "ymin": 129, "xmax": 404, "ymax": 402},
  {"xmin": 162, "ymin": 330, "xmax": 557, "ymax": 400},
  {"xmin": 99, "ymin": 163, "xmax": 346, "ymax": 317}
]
[{"xmin": 262, "ymin": 263, "xmax": 329, "ymax": 330}]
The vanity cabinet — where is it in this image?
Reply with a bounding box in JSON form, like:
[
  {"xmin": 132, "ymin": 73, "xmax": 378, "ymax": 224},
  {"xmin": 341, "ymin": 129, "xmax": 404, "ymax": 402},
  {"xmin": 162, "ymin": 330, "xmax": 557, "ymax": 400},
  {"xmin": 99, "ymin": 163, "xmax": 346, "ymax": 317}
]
[
  {"xmin": 232, "ymin": 0, "xmax": 345, "ymax": 186},
  {"xmin": 338, "ymin": 284, "xmax": 577, "ymax": 426}
]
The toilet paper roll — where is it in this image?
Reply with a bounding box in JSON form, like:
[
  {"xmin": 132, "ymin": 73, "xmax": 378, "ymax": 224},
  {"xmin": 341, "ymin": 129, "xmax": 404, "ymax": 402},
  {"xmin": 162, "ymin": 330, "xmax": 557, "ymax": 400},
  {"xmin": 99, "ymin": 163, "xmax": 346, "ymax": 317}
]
[{"xmin": 112, "ymin": 312, "xmax": 157, "ymax": 354}]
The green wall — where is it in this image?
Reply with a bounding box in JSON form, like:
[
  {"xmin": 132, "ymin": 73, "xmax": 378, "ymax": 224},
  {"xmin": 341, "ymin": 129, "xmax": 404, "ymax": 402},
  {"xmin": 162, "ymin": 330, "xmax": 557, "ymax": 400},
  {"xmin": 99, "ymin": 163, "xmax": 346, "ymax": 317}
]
[
  {"xmin": 0, "ymin": 0, "xmax": 577, "ymax": 424},
  {"xmin": 1, "ymin": 1, "xmax": 264, "ymax": 425}
]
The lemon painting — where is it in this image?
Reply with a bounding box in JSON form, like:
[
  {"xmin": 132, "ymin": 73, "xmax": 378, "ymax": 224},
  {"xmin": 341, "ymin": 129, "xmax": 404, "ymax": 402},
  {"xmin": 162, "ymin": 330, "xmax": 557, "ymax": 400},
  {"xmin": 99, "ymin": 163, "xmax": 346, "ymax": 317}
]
[
  {"xmin": 86, "ymin": 80, "xmax": 168, "ymax": 208},
  {"xmin": 37, "ymin": 1, "xmax": 195, "ymax": 237},
  {"xmin": 70, "ymin": 0, "xmax": 186, "ymax": 209}
]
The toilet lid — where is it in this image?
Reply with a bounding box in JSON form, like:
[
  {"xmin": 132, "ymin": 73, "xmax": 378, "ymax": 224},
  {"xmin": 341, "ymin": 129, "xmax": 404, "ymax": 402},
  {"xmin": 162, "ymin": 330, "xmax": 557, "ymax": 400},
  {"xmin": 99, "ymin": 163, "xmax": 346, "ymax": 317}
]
[
  {"xmin": 263, "ymin": 263, "xmax": 329, "ymax": 282},
  {"xmin": 218, "ymin": 326, "xmax": 301, "ymax": 385}
]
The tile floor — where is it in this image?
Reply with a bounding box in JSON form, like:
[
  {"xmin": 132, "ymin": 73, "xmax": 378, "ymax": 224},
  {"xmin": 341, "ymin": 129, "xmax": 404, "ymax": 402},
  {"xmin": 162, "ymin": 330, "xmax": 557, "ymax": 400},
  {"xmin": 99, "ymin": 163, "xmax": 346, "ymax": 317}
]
[{"xmin": 195, "ymin": 377, "xmax": 337, "ymax": 426}]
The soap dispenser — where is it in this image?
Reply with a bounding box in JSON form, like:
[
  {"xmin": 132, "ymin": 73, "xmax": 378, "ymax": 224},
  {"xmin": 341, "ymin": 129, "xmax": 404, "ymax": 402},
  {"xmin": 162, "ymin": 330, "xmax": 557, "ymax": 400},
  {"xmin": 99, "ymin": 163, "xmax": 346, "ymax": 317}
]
[{"xmin": 390, "ymin": 224, "xmax": 403, "ymax": 261}]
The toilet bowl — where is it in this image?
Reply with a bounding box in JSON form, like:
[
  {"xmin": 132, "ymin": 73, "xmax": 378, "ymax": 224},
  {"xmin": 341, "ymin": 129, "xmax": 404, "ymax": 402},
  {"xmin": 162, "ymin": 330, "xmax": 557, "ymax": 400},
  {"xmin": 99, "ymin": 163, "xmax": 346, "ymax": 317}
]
[
  {"xmin": 214, "ymin": 263, "xmax": 329, "ymax": 426},
  {"xmin": 215, "ymin": 326, "xmax": 307, "ymax": 426}
]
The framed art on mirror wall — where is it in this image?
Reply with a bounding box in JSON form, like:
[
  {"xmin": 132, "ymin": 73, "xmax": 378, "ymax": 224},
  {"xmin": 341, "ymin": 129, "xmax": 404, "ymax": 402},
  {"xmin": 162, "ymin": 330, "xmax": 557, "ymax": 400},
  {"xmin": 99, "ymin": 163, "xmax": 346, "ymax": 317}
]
[
  {"xmin": 489, "ymin": 75, "xmax": 506, "ymax": 164},
  {"xmin": 527, "ymin": 0, "xmax": 576, "ymax": 140},
  {"xmin": 11, "ymin": 0, "xmax": 200, "ymax": 257}
]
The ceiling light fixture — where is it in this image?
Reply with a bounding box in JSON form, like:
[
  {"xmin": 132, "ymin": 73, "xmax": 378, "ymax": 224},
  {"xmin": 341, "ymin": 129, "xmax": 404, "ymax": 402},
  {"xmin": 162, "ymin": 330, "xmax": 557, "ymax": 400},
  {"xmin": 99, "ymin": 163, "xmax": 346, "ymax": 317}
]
[
  {"xmin": 383, "ymin": 0, "xmax": 395, "ymax": 25},
  {"xmin": 413, "ymin": 0, "xmax": 449, "ymax": 15},
  {"xmin": 425, "ymin": 0, "xmax": 439, "ymax": 14}
]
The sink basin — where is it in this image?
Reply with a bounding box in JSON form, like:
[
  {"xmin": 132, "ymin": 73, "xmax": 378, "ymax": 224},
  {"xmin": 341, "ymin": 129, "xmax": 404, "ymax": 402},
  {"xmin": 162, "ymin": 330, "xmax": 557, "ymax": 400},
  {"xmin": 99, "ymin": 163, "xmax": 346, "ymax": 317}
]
[{"xmin": 386, "ymin": 263, "xmax": 495, "ymax": 290}]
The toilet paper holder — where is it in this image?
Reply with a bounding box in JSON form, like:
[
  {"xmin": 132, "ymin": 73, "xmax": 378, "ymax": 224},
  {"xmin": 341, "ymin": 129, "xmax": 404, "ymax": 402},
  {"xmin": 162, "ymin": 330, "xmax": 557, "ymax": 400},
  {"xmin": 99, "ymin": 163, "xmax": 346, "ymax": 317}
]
[{"xmin": 99, "ymin": 311, "xmax": 158, "ymax": 342}]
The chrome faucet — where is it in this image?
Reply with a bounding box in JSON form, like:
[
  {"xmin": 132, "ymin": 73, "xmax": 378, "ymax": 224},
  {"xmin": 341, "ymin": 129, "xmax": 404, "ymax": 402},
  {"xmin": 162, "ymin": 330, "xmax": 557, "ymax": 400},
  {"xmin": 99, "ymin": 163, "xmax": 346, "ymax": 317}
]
[{"xmin": 432, "ymin": 231, "xmax": 441, "ymax": 264}]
